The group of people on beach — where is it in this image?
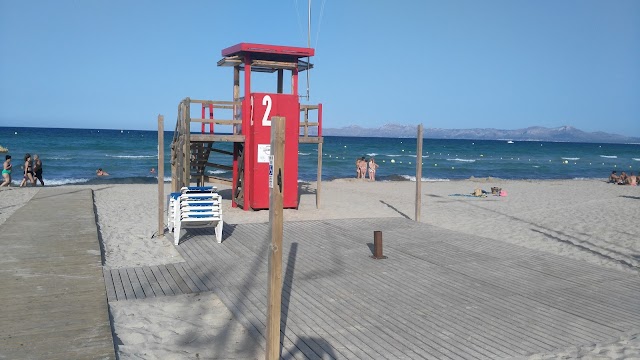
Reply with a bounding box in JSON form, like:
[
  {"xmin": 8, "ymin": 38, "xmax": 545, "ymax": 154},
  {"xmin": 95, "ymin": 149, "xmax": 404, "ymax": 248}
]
[
  {"xmin": 609, "ymin": 171, "xmax": 637, "ymax": 186},
  {"xmin": 1, "ymin": 153, "xmax": 44, "ymax": 187},
  {"xmin": 355, "ymin": 156, "xmax": 379, "ymax": 181}
]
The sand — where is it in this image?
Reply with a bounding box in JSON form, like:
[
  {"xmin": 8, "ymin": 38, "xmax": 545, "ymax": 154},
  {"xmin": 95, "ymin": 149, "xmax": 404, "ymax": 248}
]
[
  {"xmin": 2, "ymin": 178, "xmax": 639, "ymax": 358},
  {"xmin": 0, "ymin": 187, "xmax": 39, "ymax": 226}
]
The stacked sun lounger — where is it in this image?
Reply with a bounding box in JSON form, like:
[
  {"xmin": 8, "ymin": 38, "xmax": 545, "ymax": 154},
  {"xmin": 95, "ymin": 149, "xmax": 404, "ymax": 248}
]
[{"xmin": 168, "ymin": 186, "xmax": 223, "ymax": 245}]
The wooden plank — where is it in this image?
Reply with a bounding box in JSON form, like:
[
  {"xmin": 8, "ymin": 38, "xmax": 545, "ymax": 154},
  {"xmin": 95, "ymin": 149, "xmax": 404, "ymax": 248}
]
[
  {"xmin": 299, "ymin": 137, "xmax": 322, "ymax": 143},
  {"xmin": 0, "ymin": 188, "xmax": 114, "ymax": 359},
  {"xmin": 415, "ymin": 123, "xmax": 423, "ymax": 221},
  {"xmin": 308, "ymin": 221, "xmax": 624, "ymax": 350},
  {"xmin": 158, "ymin": 115, "xmax": 164, "ymax": 236},
  {"xmin": 208, "ymin": 147, "xmax": 234, "ymax": 156},
  {"xmin": 102, "ymin": 267, "xmax": 117, "ymax": 303},
  {"xmin": 152, "ymin": 265, "xmax": 177, "ymax": 296},
  {"xmin": 204, "ymin": 162, "xmax": 233, "ymax": 170},
  {"xmin": 189, "ymin": 118, "xmax": 241, "ymax": 125},
  {"xmin": 118, "ymin": 268, "xmax": 137, "ymax": 300},
  {"xmin": 293, "ymin": 223, "xmax": 576, "ymax": 355},
  {"xmin": 266, "ymin": 117, "xmax": 284, "ymax": 360},
  {"xmin": 134, "ymin": 267, "xmax": 156, "ymax": 298},
  {"xmin": 190, "ymin": 134, "xmax": 245, "ymax": 142},
  {"xmin": 165, "ymin": 263, "xmax": 194, "ymax": 294},
  {"xmin": 178, "ymin": 242, "xmax": 218, "ymax": 291},
  {"xmin": 196, "ymin": 244, "xmax": 322, "ymax": 360},
  {"xmin": 215, "ymin": 238, "xmax": 452, "ymax": 359},
  {"xmin": 274, "ymin": 222, "xmax": 576, "ymax": 358},
  {"xmin": 231, "ymin": 270, "xmax": 414, "ymax": 358},
  {"xmin": 210, "ymin": 234, "xmax": 424, "ymax": 358},
  {"xmin": 173, "ymin": 262, "xmax": 207, "ymax": 292},
  {"xmin": 385, "ymin": 252, "xmax": 610, "ymax": 345},
  {"xmin": 142, "ymin": 266, "xmax": 167, "ymax": 296},
  {"xmin": 298, "ymin": 122, "xmax": 319, "ymax": 127},
  {"xmin": 171, "ymin": 217, "xmax": 640, "ymax": 359},
  {"xmin": 278, "ymin": 223, "xmax": 504, "ymax": 359},
  {"xmin": 189, "ymin": 99, "xmax": 240, "ymax": 106},
  {"xmin": 294, "ymin": 228, "xmax": 522, "ymax": 356},
  {"xmin": 316, "ymin": 142, "xmax": 322, "ymax": 209},
  {"xmin": 126, "ymin": 267, "xmax": 146, "ymax": 299},
  {"xmin": 110, "ymin": 269, "xmax": 127, "ymax": 302},
  {"xmin": 176, "ymin": 242, "xmax": 295, "ymax": 357}
]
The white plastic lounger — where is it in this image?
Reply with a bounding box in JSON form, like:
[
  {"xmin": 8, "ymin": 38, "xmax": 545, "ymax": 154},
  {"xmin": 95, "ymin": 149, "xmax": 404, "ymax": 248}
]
[{"xmin": 168, "ymin": 187, "xmax": 223, "ymax": 245}]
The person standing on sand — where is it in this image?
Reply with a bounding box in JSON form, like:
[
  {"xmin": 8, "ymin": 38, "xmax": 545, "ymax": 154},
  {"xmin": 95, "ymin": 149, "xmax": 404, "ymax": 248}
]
[
  {"xmin": 368, "ymin": 157, "xmax": 379, "ymax": 181},
  {"xmin": 19, "ymin": 153, "xmax": 34, "ymax": 187},
  {"xmin": 358, "ymin": 157, "xmax": 367, "ymax": 180},
  {"xmin": 1, "ymin": 155, "xmax": 12, "ymax": 187},
  {"xmin": 355, "ymin": 158, "xmax": 361, "ymax": 178},
  {"xmin": 33, "ymin": 154, "xmax": 44, "ymax": 186}
]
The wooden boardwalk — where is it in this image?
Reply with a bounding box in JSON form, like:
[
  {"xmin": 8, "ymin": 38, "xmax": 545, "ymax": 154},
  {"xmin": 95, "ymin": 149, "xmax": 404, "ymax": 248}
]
[
  {"xmin": 0, "ymin": 188, "xmax": 115, "ymax": 360},
  {"xmin": 107, "ymin": 218, "xmax": 640, "ymax": 359}
]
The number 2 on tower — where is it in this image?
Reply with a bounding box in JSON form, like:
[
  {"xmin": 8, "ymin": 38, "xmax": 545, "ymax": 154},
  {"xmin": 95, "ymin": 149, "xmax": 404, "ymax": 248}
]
[{"xmin": 261, "ymin": 95, "xmax": 272, "ymax": 126}]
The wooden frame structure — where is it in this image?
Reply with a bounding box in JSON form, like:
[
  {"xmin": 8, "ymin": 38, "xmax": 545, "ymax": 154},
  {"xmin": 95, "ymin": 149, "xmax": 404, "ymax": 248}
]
[{"xmin": 170, "ymin": 43, "xmax": 324, "ymax": 209}]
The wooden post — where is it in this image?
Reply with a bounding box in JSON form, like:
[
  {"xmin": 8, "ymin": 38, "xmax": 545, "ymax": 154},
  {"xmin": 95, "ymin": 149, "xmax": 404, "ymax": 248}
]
[
  {"xmin": 317, "ymin": 104, "xmax": 323, "ymax": 209},
  {"xmin": 183, "ymin": 99, "xmax": 191, "ymax": 187},
  {"xmin": 266, "ymin": 116, "xmax": 285, "ymax": 360},
  {"xmin": 277, "ymin": 69, "xmax": 283, "ymax": 94},
  {"xmin": 415, "ymin": 124, "xmax": 423, "ymax": 222},
  {"xmin": 371, "ymin": 231, "xmax": 387, "ymax": 259},
  {"xmin": 316, "ymin": 142, "xmax": 322, "ymax": 209},
  {"xmin": 158, "ymin": 115, "xmax": 165, "ymax": 236},
  {"xmin": 176, "ymin": 102, "xmax": 184, "ymax": 190},
  {"xmin": 233, "ymin": 66, "xmax": 240, "ymax": 135}
]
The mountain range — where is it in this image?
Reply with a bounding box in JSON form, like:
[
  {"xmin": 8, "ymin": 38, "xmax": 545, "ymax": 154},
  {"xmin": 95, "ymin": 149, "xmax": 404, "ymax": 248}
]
[{"xmin": 321, "ymin": 125, "xmax": 640, "ymax": 144}]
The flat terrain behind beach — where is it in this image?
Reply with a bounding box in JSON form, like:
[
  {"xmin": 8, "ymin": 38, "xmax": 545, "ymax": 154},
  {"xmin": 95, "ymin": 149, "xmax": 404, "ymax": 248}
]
[{"xmin": 1, "ymin": 178, "xmax": 638, "ymax": 358}]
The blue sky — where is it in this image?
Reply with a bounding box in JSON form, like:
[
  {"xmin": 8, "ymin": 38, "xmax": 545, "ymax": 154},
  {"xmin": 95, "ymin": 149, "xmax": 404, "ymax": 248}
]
[{"xmin": 1, "ymin": 0, "xmax": 639, "ymax": 136}]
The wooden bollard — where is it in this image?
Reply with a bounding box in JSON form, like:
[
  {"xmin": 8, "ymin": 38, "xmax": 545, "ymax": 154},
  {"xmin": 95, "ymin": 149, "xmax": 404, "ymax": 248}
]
[{"xmin": 371, "ymin": 231, "xmax": 387, "ymax": 259}]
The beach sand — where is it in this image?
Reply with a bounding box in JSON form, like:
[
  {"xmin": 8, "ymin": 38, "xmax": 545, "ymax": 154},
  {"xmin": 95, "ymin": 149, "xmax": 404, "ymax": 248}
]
[{"xmin": 2, "ymin": 178, "xmax": 639, "ymax": 358}]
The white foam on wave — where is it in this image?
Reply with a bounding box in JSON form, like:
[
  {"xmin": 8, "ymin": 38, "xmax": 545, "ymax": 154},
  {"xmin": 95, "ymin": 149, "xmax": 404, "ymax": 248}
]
[
  {"xmin": 49, "ymin": 157, "xmax": 73, "ymax": 160},
  {"xmin": 46, "ymin": 178, "xmax": 91, "ymax": 185},
  {"xmin": 447, "ymin": 158, "xmax": 476, "ymax": 163},
  {"xmin": 366, "ymin": 153, "xmax": 378, "ymax": 157},
  {"xmin": 386, "ymin": 154, "xmax": 402, "ymax": 157},
  {"xmin": 600, "ymin": 155, "xmax": 617, "ymax": 159},
  {"xmin": 207, "ymin": 169, "xmax": 227, "ymax": 175},
  {"xmin": 105, "ymin": 155, "xmax": 157, "ymax": 159},
  {"xmin": 633, "ymin": 158, "xmax": 640, "ymax": 162},
  {"xmin": 561, "ymin": 157, "xmax": 580, "ymax": 161},
  {"xmin": 298, "ymin": 152, "xmax": 311, "ymax": 156},
  {"xmin": 400, "ymin": 175, "xmax": 450, "ymax": 182}
]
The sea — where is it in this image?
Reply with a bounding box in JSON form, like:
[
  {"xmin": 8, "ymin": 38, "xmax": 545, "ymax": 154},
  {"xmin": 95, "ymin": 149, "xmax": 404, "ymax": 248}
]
[{"xmin": 1, "ymin": 126, "xmax": 639, "ymax": 186}]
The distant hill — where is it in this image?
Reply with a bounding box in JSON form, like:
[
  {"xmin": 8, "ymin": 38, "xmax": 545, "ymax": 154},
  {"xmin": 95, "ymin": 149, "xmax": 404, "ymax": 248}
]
[{"xmin": 322, "ymin": 124, "xmax": 640, "ymax": 144}]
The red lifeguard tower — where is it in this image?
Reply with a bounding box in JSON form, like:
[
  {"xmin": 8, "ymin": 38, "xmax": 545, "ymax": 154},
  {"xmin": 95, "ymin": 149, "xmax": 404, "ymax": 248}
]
[{"xmin": 170, "ymin": 43, "xmax": 323, "ymax": 211}]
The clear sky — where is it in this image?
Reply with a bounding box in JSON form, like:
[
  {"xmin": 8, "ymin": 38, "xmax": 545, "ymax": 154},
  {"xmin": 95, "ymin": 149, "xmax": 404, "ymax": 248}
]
[{"xmin": 1, "ymin": 1, "xmax": 639, "ymax": 136}]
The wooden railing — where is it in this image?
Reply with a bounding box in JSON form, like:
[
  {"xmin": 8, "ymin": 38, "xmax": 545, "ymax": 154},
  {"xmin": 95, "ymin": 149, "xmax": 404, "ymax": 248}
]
[{"xmin": 171, "ymin": 97, "xmax": 324, "ymax": 192}]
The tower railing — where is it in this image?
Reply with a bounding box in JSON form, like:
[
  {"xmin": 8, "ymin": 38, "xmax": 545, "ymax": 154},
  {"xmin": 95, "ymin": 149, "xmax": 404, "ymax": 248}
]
[{"xmin": 171, "ymin": 97, "xmax": 323, "ymax": 193}]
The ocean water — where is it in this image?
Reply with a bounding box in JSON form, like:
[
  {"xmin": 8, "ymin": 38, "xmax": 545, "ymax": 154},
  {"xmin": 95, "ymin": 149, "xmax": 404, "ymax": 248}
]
[{"xmin": 1, "ymin": 126, "xmax": 639, "ymax": 186}]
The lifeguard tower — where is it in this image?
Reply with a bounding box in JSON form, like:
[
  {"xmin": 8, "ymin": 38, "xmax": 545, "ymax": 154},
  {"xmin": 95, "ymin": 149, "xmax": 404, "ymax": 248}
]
[{"xmin": 170, "ymin": 43, "xmax": 323, "ymax": 211}]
